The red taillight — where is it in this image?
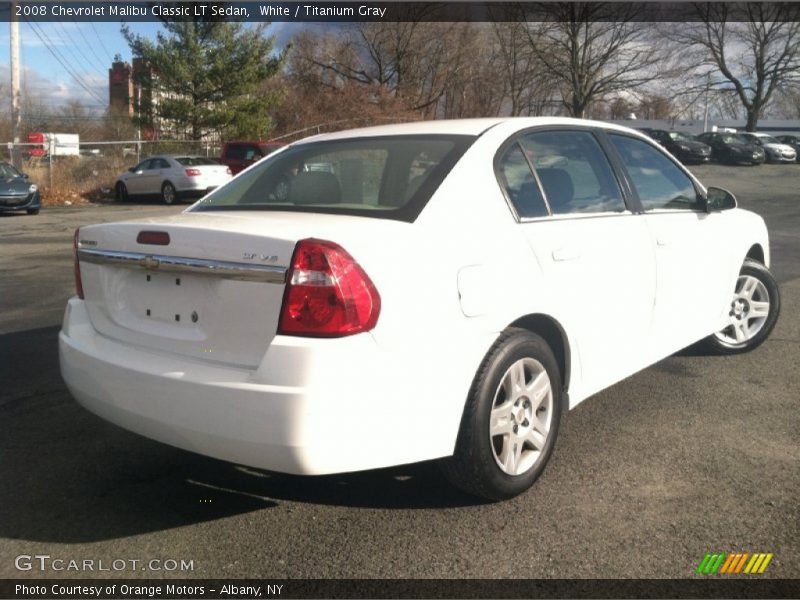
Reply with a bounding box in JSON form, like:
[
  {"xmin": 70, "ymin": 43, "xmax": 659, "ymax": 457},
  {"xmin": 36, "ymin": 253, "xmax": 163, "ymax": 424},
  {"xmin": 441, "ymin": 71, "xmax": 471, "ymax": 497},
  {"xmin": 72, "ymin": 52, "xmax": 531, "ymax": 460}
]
[
  {"xmin": 278, "ymin": 238, "xmax": 380, "ymax": 337},
  {"xmin": 136, "ymin": 230, "xmax": 170, "ymax": 245},
  {"xmin": 73, "ymin": 228, "xmax": 84, "ymax": 299},
  {"xmin": 185, "ymin": 168, "xmax": 201, "ymax": 176}
]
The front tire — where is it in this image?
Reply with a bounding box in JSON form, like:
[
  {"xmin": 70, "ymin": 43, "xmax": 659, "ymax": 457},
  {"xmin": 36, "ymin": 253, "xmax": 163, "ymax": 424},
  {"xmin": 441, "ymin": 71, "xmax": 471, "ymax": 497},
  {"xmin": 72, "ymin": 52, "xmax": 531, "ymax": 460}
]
[
  {"xmin": 440, "ymin": 328, "xmax": 563, "ymax": 501},
  {"xmin": 703, "ymin": 259, "xmax": 780, "ymax": 354},
  {"xmin": 115, "ymin": 182, "xmax": 128, "ymax": 202},
  {"xmin": 161, "ymin": 181, "xmax": 177, "ymax": 205}
]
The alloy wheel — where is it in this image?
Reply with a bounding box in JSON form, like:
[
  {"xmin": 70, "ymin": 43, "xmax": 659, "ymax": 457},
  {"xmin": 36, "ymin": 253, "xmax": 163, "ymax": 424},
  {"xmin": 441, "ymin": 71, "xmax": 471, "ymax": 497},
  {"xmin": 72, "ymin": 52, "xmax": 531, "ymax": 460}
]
[
  {"xmin": 714, "ymin": 274, "xmax": 770, "ymax": 346},
  {"xmin": 489, "ymin": 357, "xmax": 553, "ymax": 476}
]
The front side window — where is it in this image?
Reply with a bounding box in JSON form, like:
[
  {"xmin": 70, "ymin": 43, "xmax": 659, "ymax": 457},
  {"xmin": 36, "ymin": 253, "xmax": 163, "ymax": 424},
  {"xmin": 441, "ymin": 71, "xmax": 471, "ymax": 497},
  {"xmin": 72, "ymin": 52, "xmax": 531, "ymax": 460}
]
[
  {"xmin": 609, "ymin": 134, "xmax": 700, "ymax": 211},
  {"xmin": 519, "ymin": 130, "xmax": 626, "ymax": 215},
  {"xmin": 192, "ymin": 135, "xmax": 474, "ymax": 222}
]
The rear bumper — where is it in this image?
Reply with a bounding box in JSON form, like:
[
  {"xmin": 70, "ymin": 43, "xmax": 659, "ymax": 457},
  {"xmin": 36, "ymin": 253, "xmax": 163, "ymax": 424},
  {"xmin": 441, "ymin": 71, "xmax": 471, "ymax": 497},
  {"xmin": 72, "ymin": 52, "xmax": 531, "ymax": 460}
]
[
  {"xmin": 59, "ymin": 298, "xmax": 453, "ymax": 474},
  {"xmin": 179, "ymin": 186, "xmax": 219, "ymax": 199},
  {"xmin": 175, "ymin": 177, "xmax": 229, "ymax": 195}
]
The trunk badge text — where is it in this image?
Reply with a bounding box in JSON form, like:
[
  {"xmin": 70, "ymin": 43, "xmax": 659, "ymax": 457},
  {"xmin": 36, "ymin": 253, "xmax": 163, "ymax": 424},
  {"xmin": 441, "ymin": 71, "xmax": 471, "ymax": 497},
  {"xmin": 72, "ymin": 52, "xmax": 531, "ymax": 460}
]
[{"xmin": 242, "ymin": 252, "xmax": 278, "ymax": 262}]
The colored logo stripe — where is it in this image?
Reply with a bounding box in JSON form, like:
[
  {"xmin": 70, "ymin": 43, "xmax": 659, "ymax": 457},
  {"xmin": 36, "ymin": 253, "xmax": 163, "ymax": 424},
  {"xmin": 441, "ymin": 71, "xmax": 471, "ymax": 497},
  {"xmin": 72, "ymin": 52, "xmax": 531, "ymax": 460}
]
[{"xmin": 699, "ymin": 552, "xmax": 773, "ymax": 575}]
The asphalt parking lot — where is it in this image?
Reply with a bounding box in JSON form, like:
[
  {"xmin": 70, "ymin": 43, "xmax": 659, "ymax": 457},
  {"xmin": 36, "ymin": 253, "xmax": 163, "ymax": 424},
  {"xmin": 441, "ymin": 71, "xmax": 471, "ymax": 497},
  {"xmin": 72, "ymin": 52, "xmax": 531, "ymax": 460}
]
[{"xmin": 0, "ymin": 164, "xmax": 798, "ymax": 581}]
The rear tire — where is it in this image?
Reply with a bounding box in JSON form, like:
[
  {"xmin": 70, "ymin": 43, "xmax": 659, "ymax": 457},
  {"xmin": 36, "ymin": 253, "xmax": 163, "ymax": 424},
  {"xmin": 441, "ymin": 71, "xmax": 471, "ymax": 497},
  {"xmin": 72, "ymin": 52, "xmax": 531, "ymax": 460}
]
[
  {"xmin": 161, "ymin": 181, "xmax": 177, "ymax": 205},
  {"xmin": 702, "ymin": 259, "xmax": 780, "ymax": 355},
  {"xmin": 440, "ymin": 328, "xmax": 563, "ymax": 501}
]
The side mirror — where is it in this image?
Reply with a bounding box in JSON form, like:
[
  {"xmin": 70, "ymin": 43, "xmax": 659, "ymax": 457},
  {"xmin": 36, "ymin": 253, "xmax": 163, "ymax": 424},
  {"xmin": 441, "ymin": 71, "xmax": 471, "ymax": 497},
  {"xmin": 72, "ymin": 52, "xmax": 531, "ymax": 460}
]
[
  {"xmin": 128, "ymin": 167, "xmax": 136, "ymax": 173},
  {"xmin": 21, "ymin": 173, "xmax": 29, "ymax": 179},
  {"xmin": 704, "ymin": 186, "xmax": 737, "ymax": 212}
]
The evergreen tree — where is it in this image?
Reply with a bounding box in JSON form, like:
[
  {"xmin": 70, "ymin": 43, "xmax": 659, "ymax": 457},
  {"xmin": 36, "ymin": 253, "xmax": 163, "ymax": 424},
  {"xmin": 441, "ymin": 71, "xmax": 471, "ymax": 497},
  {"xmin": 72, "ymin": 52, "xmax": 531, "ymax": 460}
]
[{"xmin": 123, "ymin": 19, "xmax": 284, "ymax": 140}]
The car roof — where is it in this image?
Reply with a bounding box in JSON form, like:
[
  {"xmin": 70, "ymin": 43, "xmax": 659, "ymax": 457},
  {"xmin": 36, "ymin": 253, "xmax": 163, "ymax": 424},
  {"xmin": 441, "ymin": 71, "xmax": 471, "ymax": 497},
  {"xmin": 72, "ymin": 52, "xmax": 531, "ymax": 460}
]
[
  {"xmin": 224, "ymin": 141, "xmax": 284, "ymax": 146},
  {"xmin": 297, "ymin": 117, "xmax": 651, "ymax": 144},
  {"xmin": 144, "ymin": 154, "xmax": 208, "ymax": 160}
]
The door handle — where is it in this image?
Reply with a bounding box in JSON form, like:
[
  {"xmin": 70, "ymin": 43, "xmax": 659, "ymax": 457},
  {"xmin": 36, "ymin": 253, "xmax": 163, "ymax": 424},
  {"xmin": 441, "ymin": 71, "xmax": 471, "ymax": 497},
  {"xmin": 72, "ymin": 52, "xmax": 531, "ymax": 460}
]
[{"xmin": 552, "ymin": 247, "xmax": 581, "ymax": 261}]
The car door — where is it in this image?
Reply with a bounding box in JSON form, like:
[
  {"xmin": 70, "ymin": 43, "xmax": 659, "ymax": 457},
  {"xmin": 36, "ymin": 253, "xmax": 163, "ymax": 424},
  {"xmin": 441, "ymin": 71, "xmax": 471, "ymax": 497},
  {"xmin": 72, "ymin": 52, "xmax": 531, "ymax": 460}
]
[
  {"xmin": 140, "ymin": 157, "xmax": 169, "ymax": 194},
  {"xmin": 606, "ymin": 133, "xmax": 731, "ymax": 356},
  {"xmin": 124, "ymin": 159, "xmax": 153, "ymax": 195},
  {"xmin": 497, "ymin": 128, "xmax": 657, "ymax": 398}
]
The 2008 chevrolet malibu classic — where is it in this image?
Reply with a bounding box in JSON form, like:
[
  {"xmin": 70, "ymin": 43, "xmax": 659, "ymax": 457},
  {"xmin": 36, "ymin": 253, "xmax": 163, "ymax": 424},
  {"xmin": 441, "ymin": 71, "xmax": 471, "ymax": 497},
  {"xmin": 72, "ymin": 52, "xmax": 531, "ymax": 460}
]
[{"xmin": 60, "ymin": 118, "xmax": 780, "ymax": 500}]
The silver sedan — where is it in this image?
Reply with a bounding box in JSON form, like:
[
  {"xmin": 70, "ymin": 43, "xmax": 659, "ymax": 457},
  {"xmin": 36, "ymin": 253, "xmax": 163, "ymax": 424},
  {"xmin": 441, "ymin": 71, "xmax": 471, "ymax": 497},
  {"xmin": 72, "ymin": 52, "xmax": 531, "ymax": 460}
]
[{"xmin": 115, "ymin": 155, "xmax": 232, "ymax": 205}]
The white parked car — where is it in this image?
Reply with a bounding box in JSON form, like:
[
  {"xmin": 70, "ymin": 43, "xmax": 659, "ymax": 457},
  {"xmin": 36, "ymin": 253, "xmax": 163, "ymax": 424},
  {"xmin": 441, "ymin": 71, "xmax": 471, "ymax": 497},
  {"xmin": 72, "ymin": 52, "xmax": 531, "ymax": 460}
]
[
  {"xmin": 738, "ymin": 132, "xmax": 797, "ymax": 163},
  {"xmin": 115, "ymin": 155, "xmax": 232, "ymax": 205},
  {"xmin": 61, "ymin": 118, "xmax": 780, "ymax": 500}
]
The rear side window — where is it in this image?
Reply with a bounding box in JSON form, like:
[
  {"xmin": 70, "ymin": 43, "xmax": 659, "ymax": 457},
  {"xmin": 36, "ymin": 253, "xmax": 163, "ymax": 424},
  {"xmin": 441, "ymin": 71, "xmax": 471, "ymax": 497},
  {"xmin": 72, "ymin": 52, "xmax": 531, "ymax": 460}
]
[
  {"xmin": 150, "ymin": 158, "xmax": 170, "ymax": 169},
  {"xmin": 496, "ymin": 144, "xmax": 548, "ymax": 218},
  {"xmin": 176, "ymin": 156, "xmax": 219, "ymax": 166},
  {"xmin": 519, "ymin": 130, "xmax": 626, "ymax": 215},
  {"xmin": 224, "ymin": 144, "xmax": 261, "ymax": 160},
  {"xmin": 609, "ymin": 134, "xmax": 701, "ymax": 211},
  {"xmin": 192, "ymin": 135, "xmax": 474, "ymax": 222}
]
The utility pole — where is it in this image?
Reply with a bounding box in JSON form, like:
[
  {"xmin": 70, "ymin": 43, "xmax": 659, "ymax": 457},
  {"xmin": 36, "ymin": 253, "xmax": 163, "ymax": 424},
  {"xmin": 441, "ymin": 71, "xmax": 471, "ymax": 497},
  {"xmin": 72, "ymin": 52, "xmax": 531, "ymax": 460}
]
[
  {"xmin": 10, "ymin": 0, "xmax": 22, "ymax": 169},
  {"xmin": 702, "ymin": 73, "xmax": 710, "ymax": 134}
]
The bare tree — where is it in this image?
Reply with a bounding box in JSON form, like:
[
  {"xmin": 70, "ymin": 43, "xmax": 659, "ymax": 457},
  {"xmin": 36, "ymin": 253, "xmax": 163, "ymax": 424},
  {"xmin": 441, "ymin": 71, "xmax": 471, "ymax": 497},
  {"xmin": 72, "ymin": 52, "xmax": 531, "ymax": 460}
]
[
  {"xmin": 267, "ymin": 30, "xmax": 417, "ymax": 137},
  {"xmin": 772, "ymin": 85, "xmax": 800, "ymax": 119},
  {"xmin": 290, "ymin": 17, "xmax": 487, "ymax": 119},
  {"xmin": 668, "ymin": 3, "xmax": 800, "ymax": 131},
  {"xmin": 522, "ymin": 3, "xmax": 665, "ymax": 118},
  {"xmin": 489, "ymin": 20, "xmax": 559, "ymax": 116}
]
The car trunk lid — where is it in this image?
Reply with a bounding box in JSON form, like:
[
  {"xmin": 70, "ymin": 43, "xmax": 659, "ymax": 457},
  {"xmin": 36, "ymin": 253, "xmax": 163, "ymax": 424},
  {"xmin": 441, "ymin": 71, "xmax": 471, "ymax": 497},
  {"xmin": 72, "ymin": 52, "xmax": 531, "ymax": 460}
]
[{"xmin": 76, "ymin": 211, "xmax": 405, "ymax": 368}]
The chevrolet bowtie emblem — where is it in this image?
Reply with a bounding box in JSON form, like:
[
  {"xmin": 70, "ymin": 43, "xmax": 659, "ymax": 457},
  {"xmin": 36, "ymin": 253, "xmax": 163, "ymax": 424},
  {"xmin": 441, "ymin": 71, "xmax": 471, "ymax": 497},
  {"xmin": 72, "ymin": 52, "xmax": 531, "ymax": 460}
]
[{"xmin": 141, "ymin": 256, "xmax": 160, "ymax": 269}]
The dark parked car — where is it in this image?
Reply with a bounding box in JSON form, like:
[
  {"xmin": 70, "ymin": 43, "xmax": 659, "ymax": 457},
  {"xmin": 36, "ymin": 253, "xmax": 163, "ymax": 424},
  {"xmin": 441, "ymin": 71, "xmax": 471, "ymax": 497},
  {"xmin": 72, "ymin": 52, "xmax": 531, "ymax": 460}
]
[
  {"xmin": 696, "ymin": 132, "xmax": 766, "ymax": 165},
  {"xmin": 640, "ymin": 129, "xmax": 712, "ymax": 164},
  {"xmin": 776, "ymin": 135, "xmax": 800, "ymax": 161},
  {"xmin": 0, "ymin": 161, "xmax": 40, "ymax": 215},
  {"xmin": 220, "ymin": 141, "xmax": 285, "ymax": 175}
]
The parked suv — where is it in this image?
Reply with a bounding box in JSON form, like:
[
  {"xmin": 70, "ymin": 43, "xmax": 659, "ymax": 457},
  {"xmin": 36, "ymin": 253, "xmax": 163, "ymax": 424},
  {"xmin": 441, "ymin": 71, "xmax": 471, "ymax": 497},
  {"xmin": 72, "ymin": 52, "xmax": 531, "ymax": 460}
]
[{"xmin": 220, "ymin": 141, "xmax": 285, "ymax": 175}]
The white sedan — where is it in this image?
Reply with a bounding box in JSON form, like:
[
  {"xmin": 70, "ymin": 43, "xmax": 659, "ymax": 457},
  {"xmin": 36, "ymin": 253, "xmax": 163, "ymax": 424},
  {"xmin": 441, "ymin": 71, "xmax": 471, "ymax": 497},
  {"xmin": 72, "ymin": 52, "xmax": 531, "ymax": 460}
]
[
  {"xmin": 115, "ymin": 155, "xmax": 232, "ymax": 205},
  {"xmin": 61, "ymin": 118, "xmax": 780, "ymax": 500}
]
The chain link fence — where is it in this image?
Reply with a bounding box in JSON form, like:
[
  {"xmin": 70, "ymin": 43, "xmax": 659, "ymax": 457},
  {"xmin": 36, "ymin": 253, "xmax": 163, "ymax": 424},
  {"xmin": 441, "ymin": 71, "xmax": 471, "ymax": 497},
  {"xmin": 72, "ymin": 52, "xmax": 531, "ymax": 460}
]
[{"xmin": 1, "ymin": 118, "xmax": 417, "ymax": 204}]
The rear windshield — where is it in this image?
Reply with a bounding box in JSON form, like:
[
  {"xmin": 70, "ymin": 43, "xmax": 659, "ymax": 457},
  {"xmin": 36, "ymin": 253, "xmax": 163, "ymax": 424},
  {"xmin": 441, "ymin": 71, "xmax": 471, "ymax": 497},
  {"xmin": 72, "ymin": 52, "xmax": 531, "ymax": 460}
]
[
  {"xmin": 191, "ymin": 135, "xmax": 475, "ymax": 222},
  {"xmin": 176, "ymin": 156, "xmax": 219, "ymax": 166},
  {"xmin": 258, "ymin": 144, "xmax": 283, "ymax": 156}
]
